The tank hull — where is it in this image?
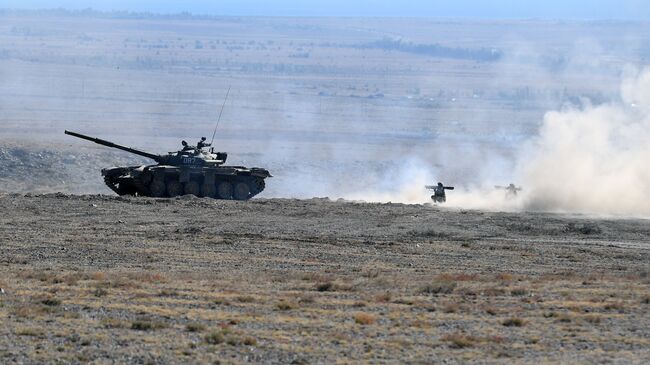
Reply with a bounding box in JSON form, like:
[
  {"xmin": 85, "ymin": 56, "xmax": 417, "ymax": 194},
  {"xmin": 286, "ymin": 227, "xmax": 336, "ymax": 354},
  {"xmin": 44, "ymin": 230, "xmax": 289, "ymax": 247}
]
[{"xmin": 102, "ymin": 165, "xmax": 269, "ymax": 200}]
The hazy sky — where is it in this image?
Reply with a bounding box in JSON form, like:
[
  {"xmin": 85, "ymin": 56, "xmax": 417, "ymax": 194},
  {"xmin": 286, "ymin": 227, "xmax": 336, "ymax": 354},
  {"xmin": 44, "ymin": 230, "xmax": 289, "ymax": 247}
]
[{"xmin": 1, "ymin": 0, "xmax": 649, "ymax": 19}]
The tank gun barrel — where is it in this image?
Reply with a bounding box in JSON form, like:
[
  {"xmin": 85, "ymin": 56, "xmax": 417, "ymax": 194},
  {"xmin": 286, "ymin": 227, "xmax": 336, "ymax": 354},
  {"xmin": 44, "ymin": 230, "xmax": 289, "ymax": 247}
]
[{"xmin": 64, "ymin": 130, "xmax": 162, "ymax": 163}]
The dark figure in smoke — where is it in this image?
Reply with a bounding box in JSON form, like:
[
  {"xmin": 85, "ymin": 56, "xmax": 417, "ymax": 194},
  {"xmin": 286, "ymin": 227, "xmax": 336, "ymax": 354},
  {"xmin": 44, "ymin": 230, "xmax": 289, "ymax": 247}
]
[
  {"xmin": 425, "ymin": 182, "xmax": 455, "ymax": 203},
  {"xmin": 197, "ymin": 137, "xmax": 211, "ymax": 150},
  {"xmin": 495, "ymin": 183, "xmax": 522, "ymax": 199}
]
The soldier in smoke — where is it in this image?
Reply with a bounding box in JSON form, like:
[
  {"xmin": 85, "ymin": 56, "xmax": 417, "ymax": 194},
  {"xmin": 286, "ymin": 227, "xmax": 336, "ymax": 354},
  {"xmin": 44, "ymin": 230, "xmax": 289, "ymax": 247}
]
[
  {"xmin": 425, "ymin": 182, "xmax": 455, "ymax": 203},
  {"xmin": 495, "ymin": 183, "xmax": 522, "ymax": 199}
]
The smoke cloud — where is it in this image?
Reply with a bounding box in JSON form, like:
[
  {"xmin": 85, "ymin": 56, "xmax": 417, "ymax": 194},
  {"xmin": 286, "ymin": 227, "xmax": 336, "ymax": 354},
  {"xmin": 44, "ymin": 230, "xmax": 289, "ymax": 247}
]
[
  {"xmin": 347, "ymin": 67, "xmax": 650, "ymax": 217},
  {"xmin": 515, "ymin": 67, "xmax": 650, "ymax": 216}
]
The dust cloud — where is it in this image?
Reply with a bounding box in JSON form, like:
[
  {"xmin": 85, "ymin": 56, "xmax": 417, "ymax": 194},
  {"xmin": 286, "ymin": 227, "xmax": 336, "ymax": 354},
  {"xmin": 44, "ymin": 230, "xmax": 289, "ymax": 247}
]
[
  {"xmin": 346, "ymin": 67, "xmax": 650, "ymax": 217},
  {"xmin": 516, "ymin": 67, "xmax": 650, "ymax": 216}
]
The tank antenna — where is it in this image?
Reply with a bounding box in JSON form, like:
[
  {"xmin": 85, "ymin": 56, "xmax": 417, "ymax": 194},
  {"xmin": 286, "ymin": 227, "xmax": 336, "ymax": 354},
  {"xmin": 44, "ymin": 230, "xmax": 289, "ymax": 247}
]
[{"xmin": 210, "ymin": 85, "xmax": 231, "ymax": 145}]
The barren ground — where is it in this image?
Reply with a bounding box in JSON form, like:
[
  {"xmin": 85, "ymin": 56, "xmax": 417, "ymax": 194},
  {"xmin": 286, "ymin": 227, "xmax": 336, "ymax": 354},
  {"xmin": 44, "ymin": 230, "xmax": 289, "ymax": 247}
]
[
  {"xmin": 0, "ymin": 193, "xmax": 649, "ymax": 364},
  {"xmin": 1, "ymin": 12, "xmax": 650, "ymax": 365}
]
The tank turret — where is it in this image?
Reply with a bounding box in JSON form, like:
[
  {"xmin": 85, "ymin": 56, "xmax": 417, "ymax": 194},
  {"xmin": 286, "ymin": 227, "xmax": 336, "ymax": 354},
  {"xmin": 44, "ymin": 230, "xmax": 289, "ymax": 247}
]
[{"xmin": 65, "ymin": 130, "xmax": 270, "ymax": 200}]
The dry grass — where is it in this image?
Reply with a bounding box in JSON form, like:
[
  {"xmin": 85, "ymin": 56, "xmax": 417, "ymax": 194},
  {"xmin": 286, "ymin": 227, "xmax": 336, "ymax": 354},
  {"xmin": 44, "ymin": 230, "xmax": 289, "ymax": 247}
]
[
  {"xmin": 315, "ymin": 282, "xmax": 334, "ymax": 292},
  {"xmin": 442, "ymin": 302, "xmax": 460, "ymax": 313},
  {"xmin": 186, "ymin": 323, "xmax": 206, "ymax": 332},
  {"xmin": 100, "ymin": 317, "xmax": 128, "ymax": 329},
  {"xmin": 131, "ymin": 319, "xmax": 168, "ymax": 331},
  {"xmin": 1, "ymin": 195, "xmax": 649, "ymax": 363},
  {"xmin": 15, "ymin": 327, "xmax": 45, "ymax": 337},
  {"xmin": 204, "ymin": 330, "xmax": 226, "ymax": 345},
  {"xmin": 204, "ymin": 328, "xmax": 256, "ymax": 347},
  {"xmin": 276, "ymin": 300, "xmax": 297, "ymax": 311},
  {"xmin": 510, "ymin": 288, "xmax": 528, "ymax": 296},
  {"xmin": 418, "ymin": 280, "xmax": 457, "ymax": 295},
  {"xmin": 502, "ymin": 317, "xmax": 525, "ymax": 327},
  {"xmin": 442, "ymin": 333, "xmax": 476, "ymax": 348},
  {"xmin": 3, "ymin": 263, "xmax": 649, "ymax": 363},
  {"xmin": 353, "ymin": 313, "xmax": 377, "ymax": 325}
]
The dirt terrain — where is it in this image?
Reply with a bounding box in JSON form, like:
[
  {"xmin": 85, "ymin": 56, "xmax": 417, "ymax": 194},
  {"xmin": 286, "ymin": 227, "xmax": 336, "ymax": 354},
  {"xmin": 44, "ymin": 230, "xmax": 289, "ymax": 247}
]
[
  {"xmin": 0, "ymin": 193, "xmax": 648, "ymax": 364},
  {"xmin": 1, "ymin": 11, "xmax": 649, "ymax": 364}
]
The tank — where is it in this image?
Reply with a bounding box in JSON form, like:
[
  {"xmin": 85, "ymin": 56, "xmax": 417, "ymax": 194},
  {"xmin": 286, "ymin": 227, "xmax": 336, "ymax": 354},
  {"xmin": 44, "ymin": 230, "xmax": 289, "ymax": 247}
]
[{"xmin": 64, "ymin": 130, "xmax": 271, "ymax": 200}]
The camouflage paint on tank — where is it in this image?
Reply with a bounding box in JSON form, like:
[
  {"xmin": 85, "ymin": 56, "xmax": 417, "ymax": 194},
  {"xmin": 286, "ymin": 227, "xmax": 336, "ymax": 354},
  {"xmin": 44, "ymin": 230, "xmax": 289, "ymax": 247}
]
[{"xmin": 64, "ymin": 130, "xmax": 271, "ymax": 200}]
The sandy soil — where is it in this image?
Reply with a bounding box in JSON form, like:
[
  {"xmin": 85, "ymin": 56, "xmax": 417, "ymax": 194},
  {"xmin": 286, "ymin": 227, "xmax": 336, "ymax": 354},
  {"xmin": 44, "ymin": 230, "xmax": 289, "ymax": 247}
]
[{"xmin": 0, "ymin": 193, "xmax": 648, "ymax": 364}]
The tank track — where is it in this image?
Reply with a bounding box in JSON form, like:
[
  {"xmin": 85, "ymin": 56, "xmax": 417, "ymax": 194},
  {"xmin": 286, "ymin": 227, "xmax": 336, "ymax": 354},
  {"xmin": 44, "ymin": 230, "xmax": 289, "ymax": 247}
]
[
  {"xmin": 103, "ymin": 169, "xmax": 267, "ymax": 200},
  {"xmin": 247, "ymin": 177, "xmax": 266, "ymax": 199},
  {"xmin": 132, "ymin": 176, "xmax": 150, "ymax": 197}
]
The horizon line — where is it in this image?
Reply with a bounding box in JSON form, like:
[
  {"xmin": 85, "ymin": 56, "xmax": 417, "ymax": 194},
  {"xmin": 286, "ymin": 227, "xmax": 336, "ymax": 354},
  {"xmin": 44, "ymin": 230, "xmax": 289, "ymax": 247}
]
[{"xmin": 0, "ymin": 7, "xmax": 648, "ymax": 22}]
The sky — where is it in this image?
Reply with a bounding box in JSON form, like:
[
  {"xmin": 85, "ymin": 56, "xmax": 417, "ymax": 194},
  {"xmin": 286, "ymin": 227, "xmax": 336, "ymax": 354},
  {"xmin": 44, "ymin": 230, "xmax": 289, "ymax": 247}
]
[{"xmin": 1, "ymin": 0, "xmax": 649, "ymax": 19}]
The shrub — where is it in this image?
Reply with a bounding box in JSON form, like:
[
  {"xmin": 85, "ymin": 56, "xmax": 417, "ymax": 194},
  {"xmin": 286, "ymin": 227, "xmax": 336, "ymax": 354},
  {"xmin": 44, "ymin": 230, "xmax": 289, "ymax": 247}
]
[
  {"xmin": 442, "ymin": 302, "xmax": 459, "ymax": 313},
  {"xmin": 564, "ymin": 223, "xmax": 602, "ymax": 235},
  {"xmin": 555, "ymin": 314, "xmax": 572, "ymax": 323},
  {"xmin": 213, "ymin": 298, "xmax": 230, "ymax": 306},
  {"xmin": 604, "ymin": 302, "xmax": 625, "ymax": 311},
  {"xmin": 204, "ymin": 329, "xmax": 255, "ymax": 346},
  {"xmin": 100, "ymin": 317, "xmax": 127, "ymax": 328},
  {"xmin": 186, "ymin": 323, "xmax": 206, "ymax": 332},
  {"xmin": 131, "ymin": 319, "xmax": 167, "ymax": 331},
  {"xmin": 316, "ymin": 282, "xmax": 334, "ymax": 292},
  {"xmin": 583, "ymin": 314, "xmax": 601, "ymax": 324},
  {"xmin": 442, "ymin": 333, "xmax": 475, "ymax": 348},
  {"xmin": 496, "ymin": 273, "xmax": 514, "ymax": 282},
  {"xmin": 354, "ymin": 313, "xmax": 377, "ymax": 325},
  {"xmin": 375, "ymin": 292, "xmax": 391, "ymax": 303},
  {"xmin": 204, "ymin": 331, "xmax": 225, "ymax": 345},
  {"xmin": 158, "ymin": 289, "xmax": 179, "ymax": 297},
  {"xmin": 276, "ymin": 301, "xmax": 297, "ymax": 311},
  {"xmin": 510, "ymin": 288, "xmax": 528, "ymax": 296},
  {"xmin": 502, "ymin": 317, "xmax": 525, "ymax": 327},
  {"xmin": 418, "ymin": 280, "xmax": 457, "ymax": 295},
  {"xmin": 16, "ymin": 327, "xmax": 44, "ymax": 337},
  {"xmin": 236, "ymin": 296, "xmax": 255, "ymax": 303},
  {"xmin": 40, "ymin": 298, "xmax": 61, "ymax": 306}
]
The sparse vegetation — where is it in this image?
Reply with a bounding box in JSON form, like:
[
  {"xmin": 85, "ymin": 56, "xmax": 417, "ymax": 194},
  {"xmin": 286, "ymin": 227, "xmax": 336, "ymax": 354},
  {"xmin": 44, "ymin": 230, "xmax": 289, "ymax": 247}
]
[
  {"xmin": 510, "ymin": 288, "xmax": 528, "ymax": 296},
  {"xmin": 15, "ymin": 327, "xmax": 44, "ymax": 337},
  {"xmin": 442, "ymin": 333, "xmax": 476, "ymax": 348},
  {"xmin": 564, "ymin": 223, "xmax": 602, "ymax": 235},
  {"xmin": 93, "ymin": 287, "xmax": 108, "ymax": 297},
  {"xmin": 236, "ymin": 295, "xmax": 255, "ymax": 303},
  {"xmin": 204, "ymin": 328, "xmax": 255, "ymax": 347},
  {"xmin": 1, "ymin": 173, "xmax": 649, "ymax": 363},
  {"xmin": 131, "ymin": 319, "xmax": 167, "ymax": 331},
  {"xmin": 204, "ymin": 330, "xmax": 226, "ymax": 345},
  {"xmin": 100, "ymin": 317, "xmax": 127, "ymax": 329},
  {"xmin": 418, "ymin": 280, "xmax": 457, "ymax": 295},
  {"xmin": 40, "ymin": 297, "xmax": 61, "ymax": 306},
  {"xmin": 354, "ymin": 313, "xmax": 377, "ymax": 325},
  {"xmin": 185, "ymin": 323, "xmax": 206, "ymax": 332},
  {"xmin": 442, "ymin": 302, "xmax": 460, "ymax": 313},
  {"xmin": 276, "ymin": 300, "xmax": 297, "ymax": 311},
  {"xmin": 502, "ymin": 317, "xmax": 525, "ymax": 327},
  {"xmin": 315, "ymin": 282, "xmax": 334, "ymax": 292}
]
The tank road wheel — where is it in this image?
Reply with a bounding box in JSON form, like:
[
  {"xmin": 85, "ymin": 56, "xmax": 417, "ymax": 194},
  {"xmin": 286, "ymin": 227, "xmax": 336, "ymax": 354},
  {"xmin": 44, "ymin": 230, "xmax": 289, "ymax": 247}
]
[
  {"xmin": 184, "ymin": 181, "xmax": 200, "ymax": 196},
  {"xmin": 167, "ymin": 180, "xmax": 183, "ymax": 197},
  {"xmin": 202, "ymin": 183, "xmax": 217, "ymax": 198},
  {"xmin": 217, "ymin": 181, "xmax": 233, "ymax": 200},
  {"xmin": 149, "ymin": 180, "xmax": 166, "ymax": 197},
  {"xmin": 234, "ymin": 182, "xmax": 251, "ymax": 201}
]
